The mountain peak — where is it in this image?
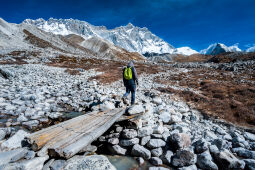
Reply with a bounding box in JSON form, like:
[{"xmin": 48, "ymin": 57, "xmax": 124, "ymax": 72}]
[
  {"xmin": 126, "ymin": 22, "xmax": 134, "ymax": 27},
  {"xmin": 24, "ymin": 18, "xmax": 175, "ymax": 54},
  {"xmin": 200, "ymin": 43, "xmax": 241, "ymax": 55}
]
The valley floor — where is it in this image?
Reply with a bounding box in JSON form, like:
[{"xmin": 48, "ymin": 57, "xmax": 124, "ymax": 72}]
[{"xmin": 0, "ymin": 53, "xmax": 255, "ymax": 169}]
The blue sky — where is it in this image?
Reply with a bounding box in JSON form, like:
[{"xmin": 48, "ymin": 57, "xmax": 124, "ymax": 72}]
[{"xmin": 1, "ymin": 0, "xmax": 255, "ymax": 51}]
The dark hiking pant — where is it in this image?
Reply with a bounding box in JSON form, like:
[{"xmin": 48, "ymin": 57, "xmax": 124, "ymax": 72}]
[{"xmin": 123, "ymin": 84, "xmax": 136, "ymax": 105}]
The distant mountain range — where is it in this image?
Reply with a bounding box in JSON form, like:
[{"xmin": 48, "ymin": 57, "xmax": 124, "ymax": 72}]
[
  {"xmin": 0, "ymin": 18, "xmax": 145, "ymax": 61},
  {"xmin": 0, "ymin": 17, "xmax": 254, "ymax": 59},
  {"xmin": 200, "ymin": 43, "xmax": 242, "ymax": 55},
  {"xmin": 23, "ymin": 18, "xmax": 176, "ymax": 55}
]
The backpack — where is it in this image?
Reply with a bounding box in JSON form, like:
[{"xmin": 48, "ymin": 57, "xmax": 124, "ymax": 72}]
[{"xmin": 124, "ymin": 67, "xmax": 132, "ymax": 80}]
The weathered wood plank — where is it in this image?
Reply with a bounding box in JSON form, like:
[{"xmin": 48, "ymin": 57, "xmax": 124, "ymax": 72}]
[
  {"xmin": 28, "ymin": 111, "xmax": 99, "ymax": 150},
  {"xmin": 51, "ymin": 109, "xmax": 125, "ymax": 158},
  {"xmin": 27, "ymin": 108, "xmax": 125, "ymax": 158}
]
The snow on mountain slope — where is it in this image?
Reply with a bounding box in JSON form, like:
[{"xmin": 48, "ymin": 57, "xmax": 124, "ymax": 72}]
[
  {"xmin": 0, "ymin": 18, "xmax": 95, "ymax": 56},
  {"xmin": 78, "ymin": 36, "xmax": 145, "ymax": 60},
  {"xmin": 23, "ymin": 18, "xmax": 175, "ymax": 54},
  {"xmin": 246, "ymin": 46, "xmax": 255, "ymax": 52},
  {"xmin": 200, "ymin": 43, "xmax": 241, "ymax": 55},
  {"xmin": 173, "ymin": 47, "xmax": 198, "ymax": 55},
  {"xmin": 0, "ymin": 18, "xmax": 31, "ymax": 51},
  {"xmin": 228, "ymin": 44, "xmax": 242, "ymax": 52}
]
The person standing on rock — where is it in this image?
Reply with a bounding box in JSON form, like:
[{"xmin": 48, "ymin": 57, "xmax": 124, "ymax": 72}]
[{"xmin": 122, "ymin": 61, "xmax": 138, "ymax": 105}]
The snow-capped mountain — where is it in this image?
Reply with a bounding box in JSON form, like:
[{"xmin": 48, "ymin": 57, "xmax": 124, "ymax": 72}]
[
  {"xmin": 200, "ymin": 43, "xmax": 241, "ymax": 55},
  {"xmin": 173, "ymin": 47, "xmax": 198, "ymax": 55},
  {"xmin": 246, "ymin": 46, "xmax": 255, "ymax": 52},
  {"xmin": 23, "ymin": 18, "xmax": 175, "ymax": 54},
  {"xmin": 0, "ymin": 17, "xmax": 145, "ymax": 61}
]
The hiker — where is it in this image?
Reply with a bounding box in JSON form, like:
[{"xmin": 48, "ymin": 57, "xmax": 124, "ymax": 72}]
[{"xmin": 122, "ymin": 61, "xmax": 138, "ymax": 105}]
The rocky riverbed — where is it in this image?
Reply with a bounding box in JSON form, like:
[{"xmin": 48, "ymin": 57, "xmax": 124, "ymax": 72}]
[{"xmin": 0, "ymin": 59, "xmax": 255, "ymax": 170}]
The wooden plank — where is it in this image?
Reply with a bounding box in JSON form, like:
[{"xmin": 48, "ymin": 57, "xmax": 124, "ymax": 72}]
[
  {"xmin": 51, "ymin": 109, "xmax": 125, "ymax": 158},
  {"xmin": 27, "ymin": 111, "xmax": 100, "ymax": 150},
  {"xmin": 27, "ymin": 108, "xmax": 125, "ymax": 158}
]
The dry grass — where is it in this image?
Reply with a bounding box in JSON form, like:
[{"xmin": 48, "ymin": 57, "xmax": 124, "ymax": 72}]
[
  {"xmin": 64, "ymin": 68, "xmax": 81, "ymax": 75},
  {"xmin": 0, "ymin": 50, "xmax": 41, "ymax": 65},
  {"xmin": 48, "ymin": 55, "xmax": 164, "ymax": 84},
  {"xmin": 156, "ymin": 67, "xmax": 255, "ymax": 128},
  {"xmin": 23, "ymin": 29, "xmax": 67, "ymax": 53},
  {"xmin": 208, "ymin": 52, "xmax": 255, "ymax": 63},
  {"xmin": 172, "ymin": 54, "xmax": 212, "ymax": 62}
]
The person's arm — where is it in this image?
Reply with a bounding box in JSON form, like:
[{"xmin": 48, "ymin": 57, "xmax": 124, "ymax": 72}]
[
  {"xmin": 122, "ymin": 67, "xmax": 126, "ymax": 86},
  {"xmin": 132, "ymin": 67, "xmax": 138, "ymax": 85}
]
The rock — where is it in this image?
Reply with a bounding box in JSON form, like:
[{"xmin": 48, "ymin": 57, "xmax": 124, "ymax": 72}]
[
  {"xmin": 153, "ymin": 125, "xmax": 164, "ymax": 134},
  {"xmin": 232, "ymin": 147, "xmax": 255, "ymax": 159},
  {"xmin": 63, "ymin": 155, "xmax": 116, "ymax": 170},
  {"xmin": 212, "ymin": 139, "xmax": 231, "ymax": 150},
  {"xmin": 150, "ymin": 157, "xmax": 162, "ymax": 165},
  {"xmin": 151, "ymin": 134, "xmax": 163, "ymax": 139},
  {"xmin": 51, "ymin": 160, "xmax": 66, "ymax": 170},
  {"xmin": 170, "ymin": 133, "xmax": 191, "ymax": 151},
  {"xmin": 152, "ymin": 97, "xmax": 162, "ymax": 105},
  {"xmin": 24, "ymin": 108, "xmax": 37, "ymax": 117},
  {"xmin": 42, "ymin": 159, "xmax": 55, "ymax": 170},
  {"xmin": 107, "ymin": 133, "xmax": 120, "ymax": 138},
  {"xmin": 25, "ymin": 150, "xmax": 35, "ymax": 160},
  {"xmin": 79, "ymin": 144, "xmax": 97, "ymax": 154},
  {"xmin": 158, "ymin": 111, "xmax": 171, "ymax": 123},
  {"xmin": 250, "ymin": 142, "xmax": 255, "ymax": 150},
  {"xmin": 162, "ymin": 131, "xmax": 170, "ymax": 141},
  {"xmin": 17, "ymin": 114, "xmax": 28, "ymax": 122},
  {"xmin": 141, "ymin": 136, "xmax": 151, "ymax": 146},
  {"xmin": 215, "ymin": 127, "xmax": 226, "ymax": 135},
  {"xmin": 115, "ymin": 126, "xmax": 123, "ymax": 133},
  {"xmin": 196, "ymin": 151, "xmax": 218, "ymax": 170},
  {"xmin": 213, "ymin": 149, "xmax": 245, "ymax": 169},
  {"xmin": 6, "ymin": 122, "xmax": 11, "ymax": 127},
  {"xmin": 0, "ymin": 156, "xmax": 49, "ymax": 170},
  {"xmin": 172, "ymin": 150, "xmax": 196, "ymax": 167},
  {"xmin": 127, "ymin": 105, "xmax": 145, "ymax": 115},
  {"xmin": 119, "ymin": 138, "xmax": 139, "ymax": 147},
  {"xmin": 194, "ymin": 139, "xmax": 208, "ymax": 154},
  {"xmin": 244, "ymin": 159, "xmax": 255, "ymax": 170},
  {"xmin": 108, "ymin": 138, "xmax": 119, "ymax": 145},
  {"xmin": 22, "ymin": 120, "xmax": 39, "ymax": 130},
  {"xmin": 100, "ymin": 101, "xmax": 115, "ymax": 111},
  {"xmin": 161, "ymin": 150, "xmax": 173, "ymax": 165},
  {"xmin": 232, "ymin": 136, "xmax": 249, "ymax": 148},
  {"xmin": 131, "ymin": 144, "xmax": 151, "ymax": 160},
  {"xmin": 98, "ymin": 136, "xmax": 106, "ymax": 142},
  {"xmin": 149, "ymin": 167, "xmax": 169, "ymax": 170},
  {"xmin": 178, "ymin": 165, "xmax": 197, "ymax": 170},
  {"xmin": 121, "ymin": 129, "xmax": 137, "ymax": 139},
  {"xmin": 0, "ymin": 148, "xmax": 28, "ymax": 165},
  {"xmin": 0, "ymin": 68, "xmax": 13, "ymax": 79},
  {"xmin": 0, "ymin": 129, "xmax": 6, "ymax": 140},
  {"xmin": 147, "ymin": 139, "xmax": 166, "ymax": 149},
  {"xmin": 1, "ymin": 130, "xmax": 29, "ymax": 150},
  {"xmin": 151, "ymin": 147, "xmax": 163, "ymax": 157},
  {"xmin": 204, "ymin": 131, "xmax": 218, "ymax": 141},
  {"xmin": 136, "ymin": 157, "xmax": 144, "ymax": 166},
  {"xmin": 169, "ymin": 114, "xmax": 182, "ymax": 124},
  {"xmin": 110, "ymin": 145, "xmax": 127, "ymax": 155},
  {"xmin": 223, "ymin": 134, "xmax": 232, "ymax": 141},
  {"xmin": 138, "ymin": 126, "xmax": 153, "ymax": 137},
  {"xmin": 244, "ymin": 132, "xmax": 255, "ymax": 142}
]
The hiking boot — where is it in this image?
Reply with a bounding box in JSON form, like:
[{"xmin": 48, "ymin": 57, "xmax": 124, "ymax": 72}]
[{"xmin": 122, "ymin": 96, "xmax": 129, "ymax": 105}]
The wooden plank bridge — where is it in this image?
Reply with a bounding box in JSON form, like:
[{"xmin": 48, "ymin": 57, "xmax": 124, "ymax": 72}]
[{"xmin": 26, "ymin": 108, "xmax": 125, "ymax": 159}]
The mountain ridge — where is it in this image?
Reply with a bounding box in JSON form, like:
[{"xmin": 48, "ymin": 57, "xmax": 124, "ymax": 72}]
[{"xmin": 23, "ymin": 18, "xmax": 176, "ymax": 54}]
